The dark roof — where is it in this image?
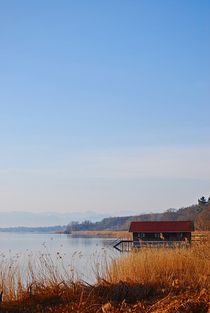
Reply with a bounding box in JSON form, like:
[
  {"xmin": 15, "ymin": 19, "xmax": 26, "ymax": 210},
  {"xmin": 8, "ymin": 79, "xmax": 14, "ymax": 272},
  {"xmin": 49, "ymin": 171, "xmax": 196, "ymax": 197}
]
[{"xmin": 129, "ymin": 221, "xmax": 194, "ymax": 233}]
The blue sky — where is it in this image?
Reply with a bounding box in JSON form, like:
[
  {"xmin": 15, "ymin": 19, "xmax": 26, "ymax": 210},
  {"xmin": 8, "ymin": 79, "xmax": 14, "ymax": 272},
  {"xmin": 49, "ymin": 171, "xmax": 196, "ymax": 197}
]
[{"xmin": 0, "ymin": 1, "xmax": 210, "ymax": 214}]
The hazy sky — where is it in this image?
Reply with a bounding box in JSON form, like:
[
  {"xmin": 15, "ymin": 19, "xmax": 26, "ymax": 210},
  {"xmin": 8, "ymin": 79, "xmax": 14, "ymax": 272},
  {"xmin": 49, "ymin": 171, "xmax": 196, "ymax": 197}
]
[{"xmin": 0, "ymin": 1, "xmax": 210, "ymax": 214}]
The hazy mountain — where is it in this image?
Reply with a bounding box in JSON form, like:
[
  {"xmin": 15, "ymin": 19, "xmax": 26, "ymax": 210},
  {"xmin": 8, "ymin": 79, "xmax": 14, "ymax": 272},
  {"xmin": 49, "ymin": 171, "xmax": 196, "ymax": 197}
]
[
  {"xmin": 0, "ymin": 211, "xmax": 108, "ymax": 227},
  {"xmin": 65, "ymin": 204, "xmax": 209, "ymax": 232}
]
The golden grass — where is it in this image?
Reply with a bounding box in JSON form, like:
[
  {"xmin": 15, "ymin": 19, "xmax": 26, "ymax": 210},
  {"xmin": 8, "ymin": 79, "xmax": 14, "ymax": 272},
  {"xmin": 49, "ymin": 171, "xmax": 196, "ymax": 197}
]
[
  {"xmin": 72, "ymin": 230, "xmax": 210, "ymax": 241},
  {"xmin": 105, "ymin": 241, "xmax": 210, "ymax": 292},
  {"xmin": 0, "ymin": 241, "xmax": 209, "ymax": 312},
  {"xmin": 72, "ymin": 230, "xmax": 132, "ymax": 239}
]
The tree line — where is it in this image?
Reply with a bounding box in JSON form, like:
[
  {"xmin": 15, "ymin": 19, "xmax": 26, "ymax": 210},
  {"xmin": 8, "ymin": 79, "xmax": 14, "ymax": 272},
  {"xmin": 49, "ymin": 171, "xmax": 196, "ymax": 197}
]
[{"xmin": 65, "ymin": 196, "xmax": 210, "ymax": 233}]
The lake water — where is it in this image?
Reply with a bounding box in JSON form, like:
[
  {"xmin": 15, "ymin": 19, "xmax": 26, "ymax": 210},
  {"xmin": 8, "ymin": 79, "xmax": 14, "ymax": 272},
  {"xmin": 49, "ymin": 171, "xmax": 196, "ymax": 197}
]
[{"xmin": 0, "ymin": 232, "xmax": 118, "ymax": 284}]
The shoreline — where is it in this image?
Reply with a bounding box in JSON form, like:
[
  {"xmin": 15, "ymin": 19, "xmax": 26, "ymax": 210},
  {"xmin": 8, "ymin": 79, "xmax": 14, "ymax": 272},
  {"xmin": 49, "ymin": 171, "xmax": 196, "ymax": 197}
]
[
  {"xmin": 0, "ymin": 283, "xmax": 209, "ymax": 313},
  {"xmin": 70, "ymin": 230, "xmax": 131, "ymax": 239}
]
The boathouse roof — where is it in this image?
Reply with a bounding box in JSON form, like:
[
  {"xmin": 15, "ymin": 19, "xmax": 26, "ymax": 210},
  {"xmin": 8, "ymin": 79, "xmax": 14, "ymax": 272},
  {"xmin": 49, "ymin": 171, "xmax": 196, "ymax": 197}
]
[{"xmin": 129, "ymin": 221, "xmax": 194, "ymax": 233}]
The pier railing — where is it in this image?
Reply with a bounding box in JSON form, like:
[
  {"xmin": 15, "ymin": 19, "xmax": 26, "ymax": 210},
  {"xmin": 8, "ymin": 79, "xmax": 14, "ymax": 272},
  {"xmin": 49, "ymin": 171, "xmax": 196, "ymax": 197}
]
[
  {"xmin": 113, "ymin": 232, "xmax": 209, "ymax": 252},
  {"xmin": 113, "ymin": 240, "xmax": 191, "ymax": 252},
  {"xmin": 113, "ymin": 240, "xmax": 133, "ymax": 252}
]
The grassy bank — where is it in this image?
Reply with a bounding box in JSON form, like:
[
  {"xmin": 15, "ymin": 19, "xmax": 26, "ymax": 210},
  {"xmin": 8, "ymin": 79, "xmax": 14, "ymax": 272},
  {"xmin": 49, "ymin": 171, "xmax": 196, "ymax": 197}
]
[
  {"xmin": 0, "ymin": 241, "xmax": 209, "ymax": 312},
  {"xmin": 0, "ymin": 282, "xmax": 209, "ymax": 312},
  {"xmin": 71, "ymin": 230, "xmax": 131, "ymax": 239},
  {"xmin": 70, "ymin": 230, "xmax": 210, "ymax": 240}
]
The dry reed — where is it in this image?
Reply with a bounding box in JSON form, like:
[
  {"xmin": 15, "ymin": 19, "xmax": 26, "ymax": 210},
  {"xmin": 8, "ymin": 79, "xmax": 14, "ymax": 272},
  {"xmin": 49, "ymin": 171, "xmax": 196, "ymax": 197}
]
[
  {"xmin": 105, "ymin": 241, "xmax": 210, "ymax": 293},
  {"xmin": 0, "ymin": 242, "xmax": 209, "ymax": 312},
  {"xmin": 72, "ymin": 230, "xmax": 131, "ymax": 239}
]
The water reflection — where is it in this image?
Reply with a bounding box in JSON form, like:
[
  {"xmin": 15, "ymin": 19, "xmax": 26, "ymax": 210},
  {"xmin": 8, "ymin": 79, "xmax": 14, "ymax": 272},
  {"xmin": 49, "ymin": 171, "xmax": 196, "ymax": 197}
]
[{"xmin": 0, "ymin": 232, "xmax": 117, "ymax": 283}]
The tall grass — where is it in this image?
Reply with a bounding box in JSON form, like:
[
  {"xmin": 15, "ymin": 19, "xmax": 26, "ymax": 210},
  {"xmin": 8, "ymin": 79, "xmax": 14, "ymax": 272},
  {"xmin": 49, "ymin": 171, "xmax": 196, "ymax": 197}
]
[
  {"xmin": 0, "ymin": 252, "xmax": 78, "ymax": 302},
  {"xmin": 0, "ymin": 242, "xmax": 209, "ymax": 312},
  {"xmin": 105, "ymin": 242, "xmax": 210, "ymax": 293}
]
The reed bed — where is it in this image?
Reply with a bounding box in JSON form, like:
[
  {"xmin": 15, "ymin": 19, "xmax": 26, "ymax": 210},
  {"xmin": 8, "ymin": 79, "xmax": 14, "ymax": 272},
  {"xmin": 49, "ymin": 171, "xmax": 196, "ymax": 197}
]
[
  {"xmin": 72, "ymin": 230, "xmax": 131, "ymax": 239},
  {"xmin": 106, "ymin": 242, "xmax": 210, "ymax": 292},
  {"xmin": 0, "ymin": 242, "xmax": 209, "ymax": 312}
]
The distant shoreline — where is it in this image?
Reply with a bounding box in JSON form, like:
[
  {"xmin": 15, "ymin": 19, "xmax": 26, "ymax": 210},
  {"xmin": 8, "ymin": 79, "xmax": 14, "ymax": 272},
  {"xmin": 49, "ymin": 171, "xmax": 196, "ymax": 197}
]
[
  {"xmin": 0, "ymin": 228, "xmax": 131, "ymax": 238},
  {"xmin": 0, "ymin": 225, "xmax": 66, "ymax": 233},
  {"xmin": 70, "ymin": 230, "xmax": 131, "ymax": 239}
]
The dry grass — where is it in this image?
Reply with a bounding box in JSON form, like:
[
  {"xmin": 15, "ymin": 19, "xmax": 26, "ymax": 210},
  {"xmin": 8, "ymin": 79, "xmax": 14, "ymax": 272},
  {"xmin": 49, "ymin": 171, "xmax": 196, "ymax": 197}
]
[
  {"xmin": 0, "ymin": 242, "xmax": 209, "ymax": 312},
  {"xmin": 72, "ymin": 230, "xmax": 131, "ymax": 239},
  {"xmin": 72, "ymin": 230, "xmax": 210, "ymax": 241},
  {"xmin": 106, "ymin": 242, "xmax": 210, "ymax": 292}
]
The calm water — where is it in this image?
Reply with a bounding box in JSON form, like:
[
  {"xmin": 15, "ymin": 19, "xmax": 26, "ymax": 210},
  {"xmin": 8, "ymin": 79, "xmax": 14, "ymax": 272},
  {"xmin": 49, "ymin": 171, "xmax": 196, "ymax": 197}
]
[{"xmin": 0, "ymin": 232, "xmax": 118, "ymax": 283}]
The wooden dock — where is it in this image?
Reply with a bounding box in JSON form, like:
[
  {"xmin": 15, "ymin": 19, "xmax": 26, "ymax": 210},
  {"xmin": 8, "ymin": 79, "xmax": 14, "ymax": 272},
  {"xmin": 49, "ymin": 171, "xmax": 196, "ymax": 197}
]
[
  {"xmin": 113, "ymin": 239, "xmax": 133, "ymax": 252},
  {"xmin": 112, "ymin": 231, "xmax": 209, "ymax": 252},
  {"xmin": 113, "ymin": 240, "xmax": 192, "ymax": 252}
]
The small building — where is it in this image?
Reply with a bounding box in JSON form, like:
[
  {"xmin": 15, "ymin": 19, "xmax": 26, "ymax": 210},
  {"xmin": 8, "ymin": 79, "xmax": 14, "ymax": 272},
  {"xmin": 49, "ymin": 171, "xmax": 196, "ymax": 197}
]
[{"xmin": 129, "ymin": 221, "xmax": 194, "ymax": 247}]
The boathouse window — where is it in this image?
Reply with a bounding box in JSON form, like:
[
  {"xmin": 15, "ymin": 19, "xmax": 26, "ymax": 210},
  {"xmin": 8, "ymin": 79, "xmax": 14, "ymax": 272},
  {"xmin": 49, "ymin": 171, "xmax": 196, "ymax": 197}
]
[{"xmin": 137, "ymin": 233, "xmax": 160, "ymax": 239}]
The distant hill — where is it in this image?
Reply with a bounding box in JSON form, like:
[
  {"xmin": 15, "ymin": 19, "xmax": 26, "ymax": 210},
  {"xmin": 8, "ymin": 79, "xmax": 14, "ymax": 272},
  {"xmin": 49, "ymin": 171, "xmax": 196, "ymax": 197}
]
[
  {"xmin": 0, "ymin": 211, "xmax": 108, "ymax": 227},
  {"xmin": 1, "ymin": 199, "xmax": 209, "ymax": 233},
  {"xmin": 65, "ymin": 201, "xmax": 210, "ymax": 232}
]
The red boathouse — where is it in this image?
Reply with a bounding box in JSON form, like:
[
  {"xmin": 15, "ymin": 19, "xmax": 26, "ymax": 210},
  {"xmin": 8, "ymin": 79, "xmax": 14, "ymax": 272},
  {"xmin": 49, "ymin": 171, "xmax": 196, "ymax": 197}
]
[{"xmin": 129, "ymin": 221, "xmax": 194, "ymax": 247}]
